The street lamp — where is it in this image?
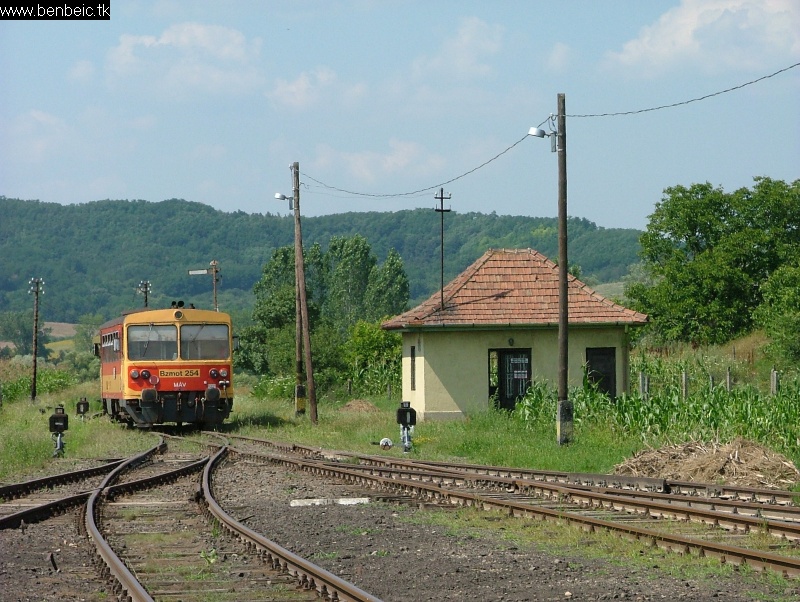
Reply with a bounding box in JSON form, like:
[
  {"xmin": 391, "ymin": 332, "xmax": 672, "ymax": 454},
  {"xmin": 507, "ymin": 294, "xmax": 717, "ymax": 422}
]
[
  {"xmin": 529, "ymin": 93, "xmax": 571, "ymax": 445},
  {"xmin": 276, "ymin": 161, "xmax": 318, "ymax": 425}
]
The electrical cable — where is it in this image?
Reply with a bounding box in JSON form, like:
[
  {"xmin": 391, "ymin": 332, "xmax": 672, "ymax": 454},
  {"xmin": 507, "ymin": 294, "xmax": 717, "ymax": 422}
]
[
  {"xmin": 569, "ymin": 61, "xmax": 800, "ymax": 118},
  {"xmin": 302, "ymin": 62, "xmax": 799, "ymax": 201}
]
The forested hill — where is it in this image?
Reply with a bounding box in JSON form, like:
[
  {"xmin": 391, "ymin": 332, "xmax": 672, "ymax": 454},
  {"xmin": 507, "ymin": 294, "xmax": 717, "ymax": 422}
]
[{"xmin": 0, "ymin": 196, "xmax": 642, "ymax": 323}]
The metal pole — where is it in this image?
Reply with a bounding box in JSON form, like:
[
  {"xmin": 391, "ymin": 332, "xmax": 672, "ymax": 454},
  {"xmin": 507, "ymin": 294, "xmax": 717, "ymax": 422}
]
[
  {"xmin": 556, "ymin": 93, "xmax": 572, "ymax": 445},
  {"xmin": 292, "ymin": 162, "xmax": 318, "ymax": 424}
]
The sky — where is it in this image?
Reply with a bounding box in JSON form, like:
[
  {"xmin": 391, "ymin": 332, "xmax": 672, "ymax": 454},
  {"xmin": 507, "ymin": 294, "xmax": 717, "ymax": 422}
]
[{"xmin": 1, "ymin": 0, "xmax": 798, "ymax": 230}]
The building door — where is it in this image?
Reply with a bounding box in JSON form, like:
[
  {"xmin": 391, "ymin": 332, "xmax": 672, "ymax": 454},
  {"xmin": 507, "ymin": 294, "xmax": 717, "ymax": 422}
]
[
  {"xmin": 489, "ymin": 349, "xmax": 531, "ymax": 410},
  {"xmin": 586, "ymin": 347, "xmax": 616, "ymax": 398}
]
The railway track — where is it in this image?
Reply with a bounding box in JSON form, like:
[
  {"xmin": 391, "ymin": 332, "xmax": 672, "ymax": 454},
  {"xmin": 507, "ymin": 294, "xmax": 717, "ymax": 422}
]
[
  {"xmin": 2, "ymin": 439, "xmax": 383, "ymax": 601},
  {"xmin": 222, "ymin": 434, "xmax": 800, "ymax": 578}
]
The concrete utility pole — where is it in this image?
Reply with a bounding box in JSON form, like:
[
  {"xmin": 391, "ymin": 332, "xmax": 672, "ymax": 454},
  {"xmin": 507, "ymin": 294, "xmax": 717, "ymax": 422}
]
[
  {"xmin": 556, "ymin": 93, "xmax": 572, "ymax": 445},
  {"xmin": 434, "ymin": 188, "xmax": 451, "ymax": 312},
  {"xmin": 291, "ymin": 162, "xmax": 318, "ymax": 425},
  {"xmin": 28, "ymin": 277, "xmax": 44, "ymax": 402}
]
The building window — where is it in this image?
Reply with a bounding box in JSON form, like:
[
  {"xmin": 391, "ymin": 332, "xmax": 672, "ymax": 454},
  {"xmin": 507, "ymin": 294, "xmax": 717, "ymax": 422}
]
[{"xmin": 410, "ymin": 346, "xmax": 416, "ymax": 391}]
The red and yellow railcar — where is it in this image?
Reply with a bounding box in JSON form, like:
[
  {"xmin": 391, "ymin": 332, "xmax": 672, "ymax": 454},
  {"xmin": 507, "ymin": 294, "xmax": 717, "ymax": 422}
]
[{"xmin": 96, "ymin": 305, "xmax": 234, "ymax": 428}]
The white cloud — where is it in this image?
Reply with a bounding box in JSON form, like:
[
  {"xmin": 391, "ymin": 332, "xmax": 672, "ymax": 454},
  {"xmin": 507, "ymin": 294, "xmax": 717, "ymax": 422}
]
[
  {"xmin": 412, "ymin": 16, "xmax": 503, "ymax": 80},
  {"xmin": 314, "ymin": 139, "xmax": 446, "ymax": 183},
  {"xmin": 9, "ymin": 110, "xmax": 71, "ymax": 163},
  {"xmin": 105, "ymin": 22, "xmax": 264, "ymax": 97},
  {"xmin": 267, "ymin": 67, "xmax": 337, "ymax": 109},
  {"xmin": 546, "ymin": 42, "xmax": 574, "ymax": 73},
  {"xmin": 606, "ymin": 0, "xmax": 800, "ymax": 74},
  {"xmin": 68, "ymin": 60, "xmax": 95, "ymax": 82},
  {"xmin": 190, "ymin": 143, "xmax": 227, "ymax": 161}
]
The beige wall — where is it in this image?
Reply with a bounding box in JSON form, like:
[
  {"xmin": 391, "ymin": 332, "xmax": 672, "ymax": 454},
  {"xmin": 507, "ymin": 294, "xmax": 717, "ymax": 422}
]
[{"xmin": 401, "ymin": 326, "xmax": 631, "ymax": 421}]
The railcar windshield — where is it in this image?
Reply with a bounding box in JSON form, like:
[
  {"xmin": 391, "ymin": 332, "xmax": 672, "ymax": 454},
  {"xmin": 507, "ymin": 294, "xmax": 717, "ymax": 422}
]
[
  {"xmin": 127, "ymin": 324, "xmax": 178, "ymax": 360},
  {"xmin": 180, "ymin": 324, "xmax": 230, "ymax": 360}
]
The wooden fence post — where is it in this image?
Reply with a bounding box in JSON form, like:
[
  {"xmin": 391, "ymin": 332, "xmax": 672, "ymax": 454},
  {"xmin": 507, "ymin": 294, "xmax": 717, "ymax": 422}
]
[
  {"xmin": 726, "ymin": 367, "xmax": 732, "ymax": 392},
  {"xmin": 681, "ymin": 371, "xmax": 689, "ymax": 400}
]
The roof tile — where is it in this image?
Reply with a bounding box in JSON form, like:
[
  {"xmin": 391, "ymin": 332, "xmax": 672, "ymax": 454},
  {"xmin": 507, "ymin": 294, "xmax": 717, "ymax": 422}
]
[{"xmin": 382, "ymin": 248, "xmax": 648, "ymax": 330}]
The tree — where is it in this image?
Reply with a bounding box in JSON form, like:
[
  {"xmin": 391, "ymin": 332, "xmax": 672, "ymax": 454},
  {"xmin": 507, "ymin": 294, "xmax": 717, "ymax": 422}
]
[
  {"xmin": 755, "ymin": 263, "xmax": 800, "ymax": 364},
  {"xmin": 364, "ymin": 248, "xmax": 409, "ymax": 321},
  {"xmin": 625, "ymin": 178, "xmax": 800, "ymax": 345},
  {"xmin": 239, "ymin": 235, "xmax": 410, "ymax": 389},
  {"xmin": 345, "ymin": 320, "xmax": 401, "ymax": 396},
  {"xmin": 72, "ymin": 313, "xmax": 105, "ymax": 354},
  {"xmin": 0, "ymin": 310, "xmax": 50, "ymax": 357},
  {"xmin": 325, "ymin": 235, "xmax": 377, "ymax": 332}
]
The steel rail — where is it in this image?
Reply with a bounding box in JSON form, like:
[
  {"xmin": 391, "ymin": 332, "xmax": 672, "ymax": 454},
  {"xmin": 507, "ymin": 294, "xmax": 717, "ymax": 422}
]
[
  {"xmin": 226, "ymin": 434, "xmax": 800, "ymax": 508},
  {"xmin": 310, "ymin": 458, "xmax": 800, "ymax": 540},
  {"xmin": 357, "ymin": 461, "xmax": 800, "ymax": 539},
  {"xmin": 0, "ymin": 491, "xmax": 90, "ymax": 529},
  {"xmin": 312, "ymin": 457, "xmax": 800, "ymax": 527},
  {"xmin": 0, "ymin": 459, "xmax": 124, "ymax": 501},
  {"xmin": 104, "ymin": 457, "xmax": 209, "ymax": 499},
  {"xmin": 223, "ymin": 434, "xmax": 669, "ymax": 490},
  {"xmin": 84, "ymin": 439, "xmax": 167, "ymax": 602},
  {"xmin": 231, "ymin": 447, "xmax": 800, "ymax": 578},
  {"xmin": 202, "ymin": 446, "xmax": 384, "ymax": 602}
]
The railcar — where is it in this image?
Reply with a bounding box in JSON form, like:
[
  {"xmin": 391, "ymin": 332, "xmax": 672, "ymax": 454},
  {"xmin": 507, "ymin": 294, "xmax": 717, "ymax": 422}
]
[{"xmin": 95, "ymin": 304, "xmax": 234, "ymax": 428}]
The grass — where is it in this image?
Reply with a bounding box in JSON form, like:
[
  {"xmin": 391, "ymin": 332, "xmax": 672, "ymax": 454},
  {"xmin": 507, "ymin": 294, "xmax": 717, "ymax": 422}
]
[
  {"xmin": 0, "ymin": 381, "xmax": 160, "ymax": 480},
  {"xmin": 229, "ymin": 392, "xmax": 642, "ymax": 474}
]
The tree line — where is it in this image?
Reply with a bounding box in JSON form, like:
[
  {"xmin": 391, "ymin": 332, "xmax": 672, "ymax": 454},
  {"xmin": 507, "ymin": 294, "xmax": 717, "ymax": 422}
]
[{"xmin": 0, "ymin": 196, "xmax": 641, "ymax": 323}]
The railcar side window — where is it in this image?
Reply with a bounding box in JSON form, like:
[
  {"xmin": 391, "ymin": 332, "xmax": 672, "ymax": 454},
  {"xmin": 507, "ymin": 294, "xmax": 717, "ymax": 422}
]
[
  {"xmin": 180, "ymin": 324, "xmax": 230, "ymax": 360},
  {"xmin": 127, "ymin": 325, "xmax": 178, "ymax": 360}
]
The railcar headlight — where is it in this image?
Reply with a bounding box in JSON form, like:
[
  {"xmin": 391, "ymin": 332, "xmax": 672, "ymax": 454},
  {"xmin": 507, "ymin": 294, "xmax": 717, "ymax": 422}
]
[
  {"xmin": 219, "ymin": 369, "xmax": 228, "ymax": 378},
  {"xmin": 141, "ymin": 369, "xmax": 151, "ymax": 380},
  {"xmin": 210, "ymin": 369, "xmax": 219, "ymax": 379},
  {"xmin": 130, "ymin": 369, "xmax": 140, "ymax": 379}
]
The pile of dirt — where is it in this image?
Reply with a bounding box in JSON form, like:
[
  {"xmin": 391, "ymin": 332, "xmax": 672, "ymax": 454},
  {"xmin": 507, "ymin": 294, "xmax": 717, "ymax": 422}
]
[
  {"xmin": 339, "ymin": 399, "xmax": 381, "ymax": 413},
  {"xmin": 614, "ymin": 438, "xmax": 800, "ymax": 490}
]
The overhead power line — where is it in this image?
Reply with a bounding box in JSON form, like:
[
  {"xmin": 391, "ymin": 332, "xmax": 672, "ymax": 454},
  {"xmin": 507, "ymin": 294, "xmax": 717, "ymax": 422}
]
[
  {"xmin": 569, "ymin": 61, "xmax": 800, "ymax": 118},
  {"xmin": 303, "ymin": 62, "xmax": 799, "ymax": 201},
  {"xmin": 302, "ymin": 134, "xmax": 531, "ymax": 199}
]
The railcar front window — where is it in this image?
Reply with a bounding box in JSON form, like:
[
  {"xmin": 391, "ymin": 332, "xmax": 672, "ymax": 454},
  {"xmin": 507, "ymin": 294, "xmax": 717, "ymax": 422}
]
[
  {"xmin": 180, "ymin": 324, "xmax": 230, "ymax": 360},
  {"xmin": 127, "ymin": 325, "xmax": 178, "ymax": 360}
]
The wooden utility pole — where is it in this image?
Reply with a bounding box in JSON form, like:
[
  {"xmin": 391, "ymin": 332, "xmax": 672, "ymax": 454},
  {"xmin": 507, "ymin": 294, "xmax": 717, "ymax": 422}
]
[
  {"xmin": 434, "ymin": 188, "xmax": 451, "ymax": 311},
  {"xmin": 292, "ymin": 162, "xmax": 318, "ymax": 424},
  {"xmin": 556, "ymin": 93, "xmax": 572, "ymax": 445},
  {"xmin": 29, "ymin": 277, "xmax": 44, "ymax": 402},
  {"xmin": 137, "ymin": 280, "xmax": 151, "ymax": 307},
  {"xmin": 210, "ymin": 260, "xmax": 220, "ymax": 311},
  {"xmin": 188, "ymin": 261, "xmax": 220, "ymax": 310}
]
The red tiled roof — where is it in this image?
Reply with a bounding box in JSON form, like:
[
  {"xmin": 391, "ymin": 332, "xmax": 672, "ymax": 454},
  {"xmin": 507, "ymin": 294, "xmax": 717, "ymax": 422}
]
[{"xmin": 382, "ymin": 248, "xmax": 648, "ymax": 330}]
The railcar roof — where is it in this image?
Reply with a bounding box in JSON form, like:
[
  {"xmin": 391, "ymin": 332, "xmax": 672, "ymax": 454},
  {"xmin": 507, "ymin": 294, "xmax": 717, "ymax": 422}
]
[{"xmin": 99, "ymin": 307, "xmax": 230, "ymax": 330}]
